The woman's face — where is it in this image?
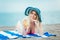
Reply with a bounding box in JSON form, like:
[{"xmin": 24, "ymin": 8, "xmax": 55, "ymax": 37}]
[{"xmin": 29, "ymin": 11, "xmax": 37, "ymax": 20}]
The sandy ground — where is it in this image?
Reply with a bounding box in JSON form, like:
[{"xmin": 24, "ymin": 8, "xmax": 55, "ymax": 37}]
[{"xmin": 0, "ymin": 24, "xmax": 60, "ymax": 40}]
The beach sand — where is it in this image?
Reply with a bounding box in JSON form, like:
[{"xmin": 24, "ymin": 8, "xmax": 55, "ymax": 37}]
[{"xmin": 0, "ymin": 24, "xmax": 60, "ymax": 40}]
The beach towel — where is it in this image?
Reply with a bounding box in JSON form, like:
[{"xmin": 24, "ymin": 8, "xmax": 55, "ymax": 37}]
[{"xmin": 0, "ymin": 30, "xmax": 56, "ymax": 40}]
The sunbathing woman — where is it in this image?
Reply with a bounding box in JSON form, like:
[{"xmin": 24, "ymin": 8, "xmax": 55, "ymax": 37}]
[{"xmin": 22, "ymin": 7, "xmax": 43, "ymax": 36}]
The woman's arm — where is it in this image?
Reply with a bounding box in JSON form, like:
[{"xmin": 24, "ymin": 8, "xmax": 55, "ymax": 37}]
[
  {"xmin": 39, "ymin": 23, "xmax": 43, "ymax": 35},
  {"xmin": 35, "ymin": 21, "xmax": 43, "ymax": 35},
  {"xmin": 22, "ymin": 19, "xmax": 29, "ymax": 35}
]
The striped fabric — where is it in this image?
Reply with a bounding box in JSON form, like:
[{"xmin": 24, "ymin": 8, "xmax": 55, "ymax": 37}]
[{"xmin": 0, "ymin": 31, "xmax": 56, "ymax": 40}]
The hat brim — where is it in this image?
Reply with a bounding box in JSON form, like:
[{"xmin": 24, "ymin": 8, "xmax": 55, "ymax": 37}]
[
  {"xmin": 25, "ymin": 7, "xmax": 41, "ymax": 16},
  {"xmin": 25, "ymin": 7, "xmax": 42, "ymax": 22}
]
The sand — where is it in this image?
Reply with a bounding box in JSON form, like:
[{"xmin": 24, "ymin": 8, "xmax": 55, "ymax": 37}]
[{"xmin": 0, "ymin": 24, "xmax": 60, "ymax": 40}]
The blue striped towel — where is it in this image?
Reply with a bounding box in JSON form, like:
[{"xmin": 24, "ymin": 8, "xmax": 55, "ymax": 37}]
[{"xmin": 0, "ymin": 30, "xmax": 56, "ymax": 40}]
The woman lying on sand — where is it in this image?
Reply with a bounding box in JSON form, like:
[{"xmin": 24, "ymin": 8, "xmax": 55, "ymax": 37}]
[{"xmin": 15, "ymin": 7, "xmax": 43, "ymax": 37}]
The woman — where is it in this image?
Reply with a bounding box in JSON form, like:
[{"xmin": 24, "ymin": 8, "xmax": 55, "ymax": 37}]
[
  {"xmin": 15, "ymin": 7, "xmax": 43, "ymax": 36},
  {"xmin": 22, "ymin": 7, "xmax": 43, "ymax": 36}
]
